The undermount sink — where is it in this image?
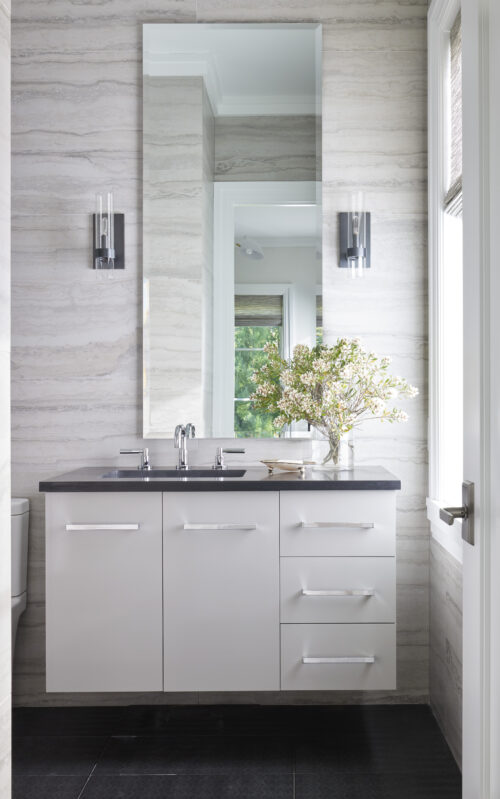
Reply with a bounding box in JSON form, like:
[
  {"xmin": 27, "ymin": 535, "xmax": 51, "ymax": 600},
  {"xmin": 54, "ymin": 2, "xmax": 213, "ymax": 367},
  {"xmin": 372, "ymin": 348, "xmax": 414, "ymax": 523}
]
[{"xmin": 101, "ymin": 468, "xmax": 247, "ymax": 479}]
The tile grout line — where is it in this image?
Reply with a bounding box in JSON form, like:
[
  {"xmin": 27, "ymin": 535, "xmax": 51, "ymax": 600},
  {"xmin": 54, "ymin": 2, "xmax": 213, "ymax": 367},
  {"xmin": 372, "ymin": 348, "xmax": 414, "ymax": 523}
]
[
  {"xmin": 75, "ymin": 737, "xmax": 109, "ymax": 799},
  {"xmin": 75, "ymin": 761, "xmax": 98, "ymax": 799}
]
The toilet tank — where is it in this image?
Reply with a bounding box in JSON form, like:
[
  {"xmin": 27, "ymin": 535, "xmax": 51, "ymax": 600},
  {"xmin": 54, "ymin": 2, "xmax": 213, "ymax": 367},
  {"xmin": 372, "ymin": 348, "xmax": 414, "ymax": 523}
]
[{"xmin": 11, "ymin": 498, "xmax": 29, "ymax": 597}]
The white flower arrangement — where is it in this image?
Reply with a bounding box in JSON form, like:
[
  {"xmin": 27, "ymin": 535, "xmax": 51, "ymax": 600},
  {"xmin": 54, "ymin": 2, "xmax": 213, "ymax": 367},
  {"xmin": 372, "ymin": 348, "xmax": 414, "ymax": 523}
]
[{"xmin": 250, "ymin": 336, "xmax": 418, "ymax": 465}]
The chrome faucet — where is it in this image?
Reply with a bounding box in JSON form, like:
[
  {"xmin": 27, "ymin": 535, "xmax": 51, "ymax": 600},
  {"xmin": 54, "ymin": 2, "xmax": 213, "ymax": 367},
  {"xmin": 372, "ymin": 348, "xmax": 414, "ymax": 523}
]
[
  {"xmin": 213, "ymin": 447, "xmax": 245, "ymax": 470},
  {"xmin": 175, "ymin": 423, "xmax": 196, "ymax": 470},
  {"xmin": 120, "ymin": 447, "xmax": 151, "ymax": 470}
]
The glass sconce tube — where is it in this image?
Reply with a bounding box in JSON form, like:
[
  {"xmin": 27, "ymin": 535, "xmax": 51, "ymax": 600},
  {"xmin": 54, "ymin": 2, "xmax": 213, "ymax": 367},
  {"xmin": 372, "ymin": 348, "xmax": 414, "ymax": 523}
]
[
  {"xmin": 339, "ymin": 192, "xmax": 371, "ymax": 277},
  {"xmin": 94, "ymin": 191, "xmax": 116, "ymax": 269}
]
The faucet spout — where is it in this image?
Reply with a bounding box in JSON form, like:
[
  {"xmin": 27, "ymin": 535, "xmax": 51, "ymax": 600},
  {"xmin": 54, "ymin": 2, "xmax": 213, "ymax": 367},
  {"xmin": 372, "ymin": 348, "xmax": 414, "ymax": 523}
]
[{"xmin": 174, "ymin": 423, "xmax": 195, "ymax": 470}]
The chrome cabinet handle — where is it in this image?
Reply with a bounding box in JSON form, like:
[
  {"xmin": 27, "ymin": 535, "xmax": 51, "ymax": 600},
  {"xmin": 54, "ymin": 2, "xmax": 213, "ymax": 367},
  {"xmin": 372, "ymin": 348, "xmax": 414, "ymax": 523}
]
[
  {"xmin": 65, "ymin": 523, "xmax": 140, "ymax": 531},
  {"xmin": 183, "ymin": 523, "xmax": 257, "ymax": 531},
  {"xmin": 299, "ymin": 521, "xmax": 375, "ymax": 529},
  {"xmin": 301, "ymin": 589, "xmax": 374, "ymax": 597},
  {"xmin": 302, "ymin": 656, "xmax": 375, "ymax": 664}
]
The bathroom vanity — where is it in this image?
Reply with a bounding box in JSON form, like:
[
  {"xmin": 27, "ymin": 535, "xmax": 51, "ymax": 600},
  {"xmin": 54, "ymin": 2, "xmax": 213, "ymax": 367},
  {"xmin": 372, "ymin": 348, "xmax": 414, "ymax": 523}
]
[{"xmin": 40, "ymin": 467, "xmax": 399, "ymax": 694}]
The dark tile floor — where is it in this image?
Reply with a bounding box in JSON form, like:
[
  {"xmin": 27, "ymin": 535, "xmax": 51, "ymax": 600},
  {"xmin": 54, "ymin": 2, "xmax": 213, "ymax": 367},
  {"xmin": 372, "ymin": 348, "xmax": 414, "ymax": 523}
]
[{"xmin": 12, "ymin": 705, "xmax": 462, "ymax": 798}]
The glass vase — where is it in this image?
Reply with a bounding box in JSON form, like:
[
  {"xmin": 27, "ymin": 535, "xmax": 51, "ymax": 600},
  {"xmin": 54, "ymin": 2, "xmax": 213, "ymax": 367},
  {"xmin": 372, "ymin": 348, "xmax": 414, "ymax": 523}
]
[{"xmin": 311, "ymin": 429, "xmax": 354, "ymax": 471}]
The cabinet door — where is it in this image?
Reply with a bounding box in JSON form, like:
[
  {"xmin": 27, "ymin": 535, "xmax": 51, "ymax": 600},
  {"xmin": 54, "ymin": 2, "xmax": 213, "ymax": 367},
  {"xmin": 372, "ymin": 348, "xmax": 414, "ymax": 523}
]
[
  {"xmin": 46, "ymin": 493, "xmax": 163, "ymax": 692},
  {"xmin": 163, "ymin": 492, "xmax": 279, "ymax": 691}
]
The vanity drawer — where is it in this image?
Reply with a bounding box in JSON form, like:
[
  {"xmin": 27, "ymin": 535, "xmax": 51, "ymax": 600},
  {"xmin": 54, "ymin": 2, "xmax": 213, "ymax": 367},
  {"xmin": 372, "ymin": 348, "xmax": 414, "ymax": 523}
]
[
  {"xmin": 281, "ymin": 623, "xmax": 396, "ymax": 691},
  {"xmin": 280, "ymin": 491, "xmax": 396, "ymax": 556},
  {"xmin": 280, "ymin": 557, "xmax": 396, "ymax": 624}
]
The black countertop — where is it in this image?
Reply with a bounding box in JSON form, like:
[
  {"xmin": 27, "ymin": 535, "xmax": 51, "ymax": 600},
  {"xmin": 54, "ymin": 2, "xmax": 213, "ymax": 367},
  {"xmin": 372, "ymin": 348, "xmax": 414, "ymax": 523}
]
[{"xmin": 39, "ymin": 466, "xmax": 401, "ymax": 492}]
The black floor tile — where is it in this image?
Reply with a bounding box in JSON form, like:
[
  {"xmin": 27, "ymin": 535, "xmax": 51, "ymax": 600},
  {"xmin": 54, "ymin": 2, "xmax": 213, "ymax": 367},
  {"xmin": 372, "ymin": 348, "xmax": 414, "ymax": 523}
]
[
  {"xmin": 95, "ymin": 734, "xmax": 293, "ymax": 775},
  {"xmin": 13, "ymin": 775, "xmax": 87, "ymax": 799},
  {"xmin": 13, "ymin": 736, "xmax": 107, "ymax": 776},
  {"xmin": 81, "ymin": 774, "xmax": 293, "ymax": 798},
  {"xmin": 295, "ymin": 772, "xmax": 462, "ymax": 799},
  {"xmin": 13, "ymin": 707, "xmax": 129, "ymax": 737}
]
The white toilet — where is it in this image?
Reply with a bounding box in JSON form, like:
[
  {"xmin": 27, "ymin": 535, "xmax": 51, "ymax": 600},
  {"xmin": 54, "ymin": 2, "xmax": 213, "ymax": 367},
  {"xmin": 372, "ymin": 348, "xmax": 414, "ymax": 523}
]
[{"xmin": 11, "ymin": 497, "xmax": 29, "ymax": 661}]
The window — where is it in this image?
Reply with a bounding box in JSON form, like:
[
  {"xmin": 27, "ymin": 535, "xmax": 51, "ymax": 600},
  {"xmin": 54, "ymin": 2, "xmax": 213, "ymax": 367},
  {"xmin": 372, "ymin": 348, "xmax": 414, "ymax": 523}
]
[
  {"xmin": 428, "ymin": 1, "xmax": 464, "ymax": 561},
  {"xmin": 234, "ymin": 294, "xmax": 283, "ymax": 438}
]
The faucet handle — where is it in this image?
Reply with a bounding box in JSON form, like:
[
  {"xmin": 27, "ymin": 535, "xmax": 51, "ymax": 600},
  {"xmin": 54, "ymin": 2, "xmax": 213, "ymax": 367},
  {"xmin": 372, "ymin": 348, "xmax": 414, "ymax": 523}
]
[
  {"xmin": 120, "ymin": 448, "xmax": 151, "ymax": 470},
  {"xmin": 213, "ymin": 446, "xmax": 245, "ymax": 469}
]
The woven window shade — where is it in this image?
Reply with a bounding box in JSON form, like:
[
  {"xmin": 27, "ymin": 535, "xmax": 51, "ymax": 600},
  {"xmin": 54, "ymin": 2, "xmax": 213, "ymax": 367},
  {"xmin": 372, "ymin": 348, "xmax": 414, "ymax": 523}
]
[
  {"xmin": 234, "ymin": 294, "xmax": 283, "ymax": 327},
  {"xmin": 445, "ymin": 11, "xmax": 462, "ymax": 217}
]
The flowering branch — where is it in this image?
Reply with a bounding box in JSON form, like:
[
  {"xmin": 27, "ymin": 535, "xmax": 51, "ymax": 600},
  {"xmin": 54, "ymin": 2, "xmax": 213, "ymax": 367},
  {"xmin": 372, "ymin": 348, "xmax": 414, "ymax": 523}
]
[{"xmin": 250, "ymin": 336, "xmax": 418, "ymax": 441}]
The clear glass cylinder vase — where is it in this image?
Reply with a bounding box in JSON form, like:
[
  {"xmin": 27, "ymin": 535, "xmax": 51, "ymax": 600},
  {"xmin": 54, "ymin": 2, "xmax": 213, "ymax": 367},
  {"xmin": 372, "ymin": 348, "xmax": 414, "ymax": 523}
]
[{"xmin": 311, "ymin": 428, "xmax": 354, "ymax": 471}]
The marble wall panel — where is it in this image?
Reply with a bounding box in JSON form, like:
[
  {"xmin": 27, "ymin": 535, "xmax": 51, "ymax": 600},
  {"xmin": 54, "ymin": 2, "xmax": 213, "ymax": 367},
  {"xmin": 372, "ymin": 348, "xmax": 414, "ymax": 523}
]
[
  {"xmin": 430, "ymin": 539, "xmax": 462, "ymax": 767},
  {"xmin": 0, "ymin": 0, "xmax": 10, "ymax": 794},
  {"xmin": 143, "ymin": 76, "xmax": 212, "ymax": 437},
  {"xmin": 214, "ymin": 115, "xmax": 317, "ymax": 181},
  {"xmin": 11, "ymin": 0, "xmax": 429, "ymax": 707}
]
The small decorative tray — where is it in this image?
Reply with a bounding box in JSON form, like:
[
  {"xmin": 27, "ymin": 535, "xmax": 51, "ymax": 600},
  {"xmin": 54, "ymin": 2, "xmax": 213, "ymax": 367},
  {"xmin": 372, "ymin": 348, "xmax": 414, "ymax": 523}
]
[{"xmin": 261, "ymin": 459, "xmax": 315, "ymax": 475}]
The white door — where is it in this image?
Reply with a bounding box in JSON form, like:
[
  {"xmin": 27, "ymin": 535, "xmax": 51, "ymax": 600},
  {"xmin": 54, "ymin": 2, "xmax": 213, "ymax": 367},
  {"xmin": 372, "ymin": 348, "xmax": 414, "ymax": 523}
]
[
  {"xmin": 429, "ymin": 0, "xmax": 500, "ymax": 793},
  {"xmin": 460, "ymin": 0, "xmax": 498, "ymax": 794}
]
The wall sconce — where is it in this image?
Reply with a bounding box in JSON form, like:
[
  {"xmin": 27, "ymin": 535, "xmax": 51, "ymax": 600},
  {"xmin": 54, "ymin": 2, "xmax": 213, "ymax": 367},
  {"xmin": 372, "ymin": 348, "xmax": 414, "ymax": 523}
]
[
  {"xmin": 93, "ymin": 191, "xmax": 125, "ymax": 269},
  {"xmin": 339, "ymin": 194, "xmax": 371, "ymax": 278}
]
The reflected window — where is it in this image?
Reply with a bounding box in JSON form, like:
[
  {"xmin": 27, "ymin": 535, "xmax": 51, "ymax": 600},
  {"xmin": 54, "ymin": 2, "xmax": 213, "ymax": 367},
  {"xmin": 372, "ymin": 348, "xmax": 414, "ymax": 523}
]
[{"xmin": 234, "ymin": 294, "xmax": 283, "ymax": 437}]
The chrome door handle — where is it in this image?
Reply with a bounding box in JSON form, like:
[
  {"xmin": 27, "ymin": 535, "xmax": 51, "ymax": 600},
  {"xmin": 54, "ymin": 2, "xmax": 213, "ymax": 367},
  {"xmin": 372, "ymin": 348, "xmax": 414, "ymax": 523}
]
[
  {"xmin": 183, "ymin": 523, "xmax": 257, "ymax": 531},
  {"xmin": 302, "ymin": 656, "xmax": 375, "ymax": 664},
  {"xmin": 439, "ymin": 480, "xmax": 474, "ymax": 546},
  {"xmin": 299, "ymin": 522, "xmax": 374, "ymax": 529},
  {"xmin": 65, "ymin": 523, "xmax": 140, "ymax": 531},
  {"xmin": 439, "ymin": 507, "xmax": 467, "ymax": 524},
  {"xmin": 301, "ymin": 589, "xmax": 374, "ymax": 597}
]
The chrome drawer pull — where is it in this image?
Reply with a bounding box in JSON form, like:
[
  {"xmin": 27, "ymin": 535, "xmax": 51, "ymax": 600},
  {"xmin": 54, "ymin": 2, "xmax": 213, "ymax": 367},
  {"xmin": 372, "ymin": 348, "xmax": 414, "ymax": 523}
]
[
  {"xmin": 302, "ymin": 656, "xmax": 375, "ymax": 665},
  {"xmin": 301, "ymin": 589, "xmax": 374, "ymax": 597},
  {"xmin": 299, "ymin": 521, "xmax": 375, "ymax": 529},
  {"xmin": 183, "ymin": 523, "xmax": 257, "ymax": 531},
  {"xmin": 65, "ymin": 523, "xmax": 140, "ymax": 531}
]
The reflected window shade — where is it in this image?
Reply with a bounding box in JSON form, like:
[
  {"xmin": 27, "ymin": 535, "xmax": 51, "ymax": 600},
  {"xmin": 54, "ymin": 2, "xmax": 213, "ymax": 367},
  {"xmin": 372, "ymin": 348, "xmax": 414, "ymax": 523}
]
[
  {"xmin": 445, "ymin": 11, "xmax": 463, "ymax": 217},
  {"xmin": 316, "ymin": 295, "xmax": 323, "ymax": 327},
  {"xmin": 235, "ymin": 295, "xmax": 283, "ymax": 327}
]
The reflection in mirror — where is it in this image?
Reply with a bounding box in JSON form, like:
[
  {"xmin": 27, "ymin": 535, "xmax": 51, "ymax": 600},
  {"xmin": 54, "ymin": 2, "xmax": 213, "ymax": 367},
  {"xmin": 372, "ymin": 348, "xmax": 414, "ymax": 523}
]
[{"xmin": 143, "ymin": 24, "xmax": 322, "ymax": 438}]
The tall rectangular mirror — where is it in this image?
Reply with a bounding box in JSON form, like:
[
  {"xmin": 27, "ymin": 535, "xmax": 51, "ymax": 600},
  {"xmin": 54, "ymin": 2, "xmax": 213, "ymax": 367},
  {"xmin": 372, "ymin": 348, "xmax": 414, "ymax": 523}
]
[{"xmin": 143, "ymin": 23, "xmax": 322, "ymax": 438}]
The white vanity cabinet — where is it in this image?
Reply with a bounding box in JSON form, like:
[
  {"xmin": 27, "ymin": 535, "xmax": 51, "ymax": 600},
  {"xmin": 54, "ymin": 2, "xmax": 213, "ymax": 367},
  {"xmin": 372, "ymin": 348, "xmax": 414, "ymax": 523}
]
[
  {"xmin": 45, "ymin": 493, "xmax": 163, "ymax": 692},
  {"xmin": 44, "ymin": 481, "xmax": 397, "ymax": 693},
  {"xmin": 163, "ymin": 492, "xmax": 280, "ymax": 691},
  {"xmin": 279, "ymin": 491, "xmax": 396, "ymax": 691}
]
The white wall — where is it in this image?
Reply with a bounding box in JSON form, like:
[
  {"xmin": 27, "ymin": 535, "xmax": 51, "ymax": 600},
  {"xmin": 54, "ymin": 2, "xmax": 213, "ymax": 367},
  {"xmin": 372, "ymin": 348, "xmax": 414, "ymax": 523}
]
[{"xmin": 0, "ymin": 0, "xmax": 11, "ymax": 790}]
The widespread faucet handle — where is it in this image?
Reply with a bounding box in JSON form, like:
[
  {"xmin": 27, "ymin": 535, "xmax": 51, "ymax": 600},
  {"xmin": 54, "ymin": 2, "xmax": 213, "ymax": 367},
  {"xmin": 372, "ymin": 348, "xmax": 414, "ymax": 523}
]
[
  {"xmin": 213, "ymin": 446, "xmax": 245, "ymax": 469},
  {"xmin": 120, "ymin": 447, "xmax": 151, "ymax": 470}
]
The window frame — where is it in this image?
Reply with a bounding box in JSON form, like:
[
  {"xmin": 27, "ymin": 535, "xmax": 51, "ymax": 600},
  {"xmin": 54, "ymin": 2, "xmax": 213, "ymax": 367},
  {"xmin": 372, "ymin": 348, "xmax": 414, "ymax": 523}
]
[{"xmin": 427, "ymin": 0, "xmax": 464, "ymax": 562}]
